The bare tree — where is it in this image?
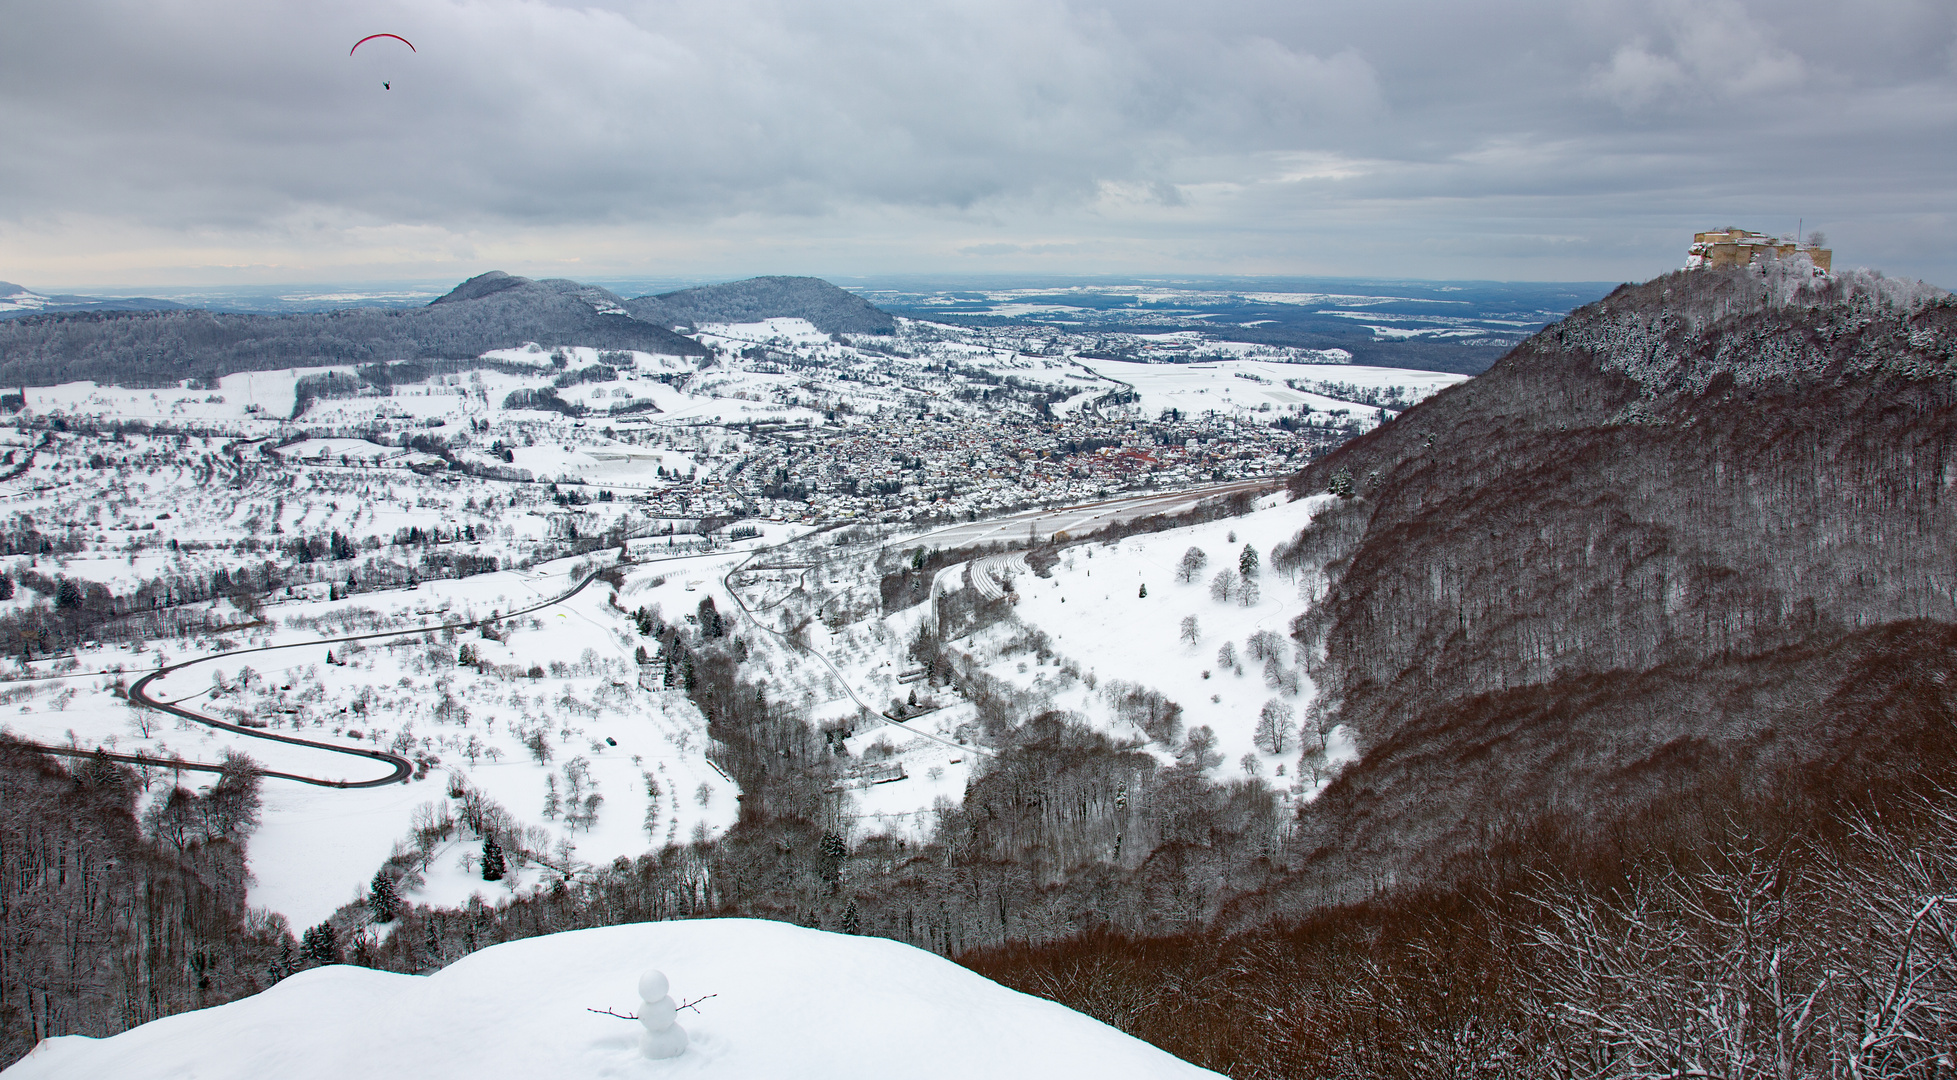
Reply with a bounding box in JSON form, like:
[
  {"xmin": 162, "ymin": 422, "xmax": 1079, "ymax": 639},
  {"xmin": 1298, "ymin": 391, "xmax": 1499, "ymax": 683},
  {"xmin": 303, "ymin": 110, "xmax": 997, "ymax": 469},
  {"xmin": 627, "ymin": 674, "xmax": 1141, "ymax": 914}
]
[
  {"xmin": 1808, "ymin": 802, "xmax": 1957, "ymax": 1078},
  {"xmin": 1245, "ymin": 630, "xmax": 1284, "ymax": 662},
  {"xmin": 1525, "ymin": 842, "xmax": 1828, "ymax": 1080},
  {"xmin": 126, "ymin": 702, "xmax": 157, "ymax": 739},
  {"xmin": 1255, "ymin": 699, "xmax": 1294, "ymax": 754}
]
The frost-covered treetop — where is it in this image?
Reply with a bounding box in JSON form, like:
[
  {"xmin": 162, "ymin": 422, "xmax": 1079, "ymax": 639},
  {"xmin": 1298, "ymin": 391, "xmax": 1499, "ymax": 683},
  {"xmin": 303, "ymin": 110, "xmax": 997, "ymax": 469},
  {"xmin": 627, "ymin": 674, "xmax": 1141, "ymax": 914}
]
[{"xmin": 1525, "ymin": 263, "xmax": 1956, "ymax": 398}]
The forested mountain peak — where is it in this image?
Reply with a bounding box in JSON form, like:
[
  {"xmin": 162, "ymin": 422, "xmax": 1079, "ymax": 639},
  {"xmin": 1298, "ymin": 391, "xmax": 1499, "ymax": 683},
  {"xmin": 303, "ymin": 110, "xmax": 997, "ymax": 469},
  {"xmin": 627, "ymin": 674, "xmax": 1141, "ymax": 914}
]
[
  {"xmin": 1255, "ymin": 263, "xmax": 1957, "ymax": 911},
  {"xmin": 1543, "ymin": 264, "xmax": 1954, "ymax": 400},
  {"xmin": 627, "ymin": 275, "xmax": 896, "ymax": 334},
  {"xmin": 429, "ymin": 270, "xmax": 531, "ymax": 305},
  {"xmin": 0, "ymin": 273, "xmax": 705, "ymax": 387}
]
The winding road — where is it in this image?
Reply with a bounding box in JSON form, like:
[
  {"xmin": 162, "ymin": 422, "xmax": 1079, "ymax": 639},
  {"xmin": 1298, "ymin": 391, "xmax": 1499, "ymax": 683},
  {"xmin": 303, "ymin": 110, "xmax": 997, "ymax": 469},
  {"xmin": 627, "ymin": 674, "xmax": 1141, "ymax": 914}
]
[{"xmin": 98, "ymin": 569, "xmax": 603, "ymax": 788}]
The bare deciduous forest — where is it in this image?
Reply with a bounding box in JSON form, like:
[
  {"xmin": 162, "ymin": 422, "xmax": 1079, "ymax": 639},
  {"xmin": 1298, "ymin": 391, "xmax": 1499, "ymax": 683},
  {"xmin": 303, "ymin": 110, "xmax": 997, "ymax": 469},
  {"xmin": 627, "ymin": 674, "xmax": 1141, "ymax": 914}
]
[{"xmin": 0, "ymin": 739, "xmax": 285, "ymax": 1066}]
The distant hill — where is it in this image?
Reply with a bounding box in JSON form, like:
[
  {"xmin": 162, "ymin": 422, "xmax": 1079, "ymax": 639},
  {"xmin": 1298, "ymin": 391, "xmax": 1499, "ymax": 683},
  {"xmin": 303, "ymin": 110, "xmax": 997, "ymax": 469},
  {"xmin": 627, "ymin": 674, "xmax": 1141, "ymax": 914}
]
[
  {"xmin": 1250, "ymin": 264, "xmax": 1957, "ymax": 912},
  {"xmin": 627, "ymin": 276, "xmax": 897, "ymax": 335},
  {"xmin": 0, "ymin": 282, "xmax": 187, "ymax": 320},
  {"xmin": 0, "ymin": 272, "xmax": 705, "ymax": 388}
]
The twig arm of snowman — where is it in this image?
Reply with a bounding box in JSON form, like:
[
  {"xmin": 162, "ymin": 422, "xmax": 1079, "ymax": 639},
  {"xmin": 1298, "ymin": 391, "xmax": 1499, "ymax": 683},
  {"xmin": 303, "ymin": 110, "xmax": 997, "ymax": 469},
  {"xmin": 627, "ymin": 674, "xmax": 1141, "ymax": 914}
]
[{"xmin": 587, "ymin": 994, "xmax": 715, "ymax": 1021}]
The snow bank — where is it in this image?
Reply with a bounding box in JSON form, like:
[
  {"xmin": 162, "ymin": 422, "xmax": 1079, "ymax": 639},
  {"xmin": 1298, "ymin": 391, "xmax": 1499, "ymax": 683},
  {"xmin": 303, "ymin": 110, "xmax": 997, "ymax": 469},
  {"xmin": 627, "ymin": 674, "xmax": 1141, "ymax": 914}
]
[{"xmin": 4, "ymin": 919, "xmax": 1220, "ymax": 1080}]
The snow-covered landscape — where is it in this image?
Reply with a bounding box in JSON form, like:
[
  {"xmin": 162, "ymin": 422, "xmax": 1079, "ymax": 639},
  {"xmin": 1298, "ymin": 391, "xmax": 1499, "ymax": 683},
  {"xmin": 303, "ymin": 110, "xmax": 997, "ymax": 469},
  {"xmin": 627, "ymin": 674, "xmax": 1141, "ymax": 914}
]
[
  {"xmin": 0, "ymin": 271, "xmax": 1510, "ymax": 1078},
  {"xmin": 9, "ymin": 0, "xmax": 1952, "ymax": 1067},
  {"xmin": 0, "ymin": 295, "xmax": 1442, "ymax": 937}
]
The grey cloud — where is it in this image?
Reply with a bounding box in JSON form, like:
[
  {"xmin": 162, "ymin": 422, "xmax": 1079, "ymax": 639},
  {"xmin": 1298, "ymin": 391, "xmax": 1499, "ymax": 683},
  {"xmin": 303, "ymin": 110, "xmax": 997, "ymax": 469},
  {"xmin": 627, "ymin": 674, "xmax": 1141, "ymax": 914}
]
[{"xmin": 1, "ymin": 0, "xmax": 1953, "ymax": 284}]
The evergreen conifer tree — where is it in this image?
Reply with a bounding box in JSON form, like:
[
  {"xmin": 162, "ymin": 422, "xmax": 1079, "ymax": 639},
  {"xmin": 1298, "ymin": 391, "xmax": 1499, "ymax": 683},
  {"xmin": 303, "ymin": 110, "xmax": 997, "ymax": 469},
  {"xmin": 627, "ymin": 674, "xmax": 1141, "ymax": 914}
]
[
  {"xmin": 842, "ymin": 899, "xmax": 861, "ymax": 935},
  {"xmin": 299, "ymin": 921, "xmax": 339, "ymax": 966},
  {"xmin": 368, "ymin": 869, "xmax": 398, "ymax": 923},
  {"xmin": 481, "ymin": 834, "xmax": 506, "ymax": 881}
]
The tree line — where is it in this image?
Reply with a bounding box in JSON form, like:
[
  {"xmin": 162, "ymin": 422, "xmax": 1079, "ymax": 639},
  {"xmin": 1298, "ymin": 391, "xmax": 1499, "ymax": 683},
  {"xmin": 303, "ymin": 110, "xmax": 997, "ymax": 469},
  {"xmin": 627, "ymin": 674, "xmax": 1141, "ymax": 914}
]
[{"xmin": 0, "ymin": 738, "xmax": 287, "ymax": 1069}]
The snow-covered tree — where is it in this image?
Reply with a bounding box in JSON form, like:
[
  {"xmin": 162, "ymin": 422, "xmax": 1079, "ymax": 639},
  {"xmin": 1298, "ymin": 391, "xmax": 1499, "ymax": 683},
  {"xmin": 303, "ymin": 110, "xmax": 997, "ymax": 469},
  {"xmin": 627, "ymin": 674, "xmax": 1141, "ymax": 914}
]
[
  {"xmin": 298, "ymin": 921, "xmax": 339, "ymax": 967},
  {"xmin": 1255, "ymin": 699, "xmax": 1294, "ymax": 755},
  {"xmin": 368, "ymin": 869, "xmax": 398, "ymax": 923},
  {"xmin": 1175, "ymin": 547, "xmax": 1208, "ymax": 583},
  {"xmin": 1245, "ymin": 630, "xmax": 1284, "ymax": 662}
]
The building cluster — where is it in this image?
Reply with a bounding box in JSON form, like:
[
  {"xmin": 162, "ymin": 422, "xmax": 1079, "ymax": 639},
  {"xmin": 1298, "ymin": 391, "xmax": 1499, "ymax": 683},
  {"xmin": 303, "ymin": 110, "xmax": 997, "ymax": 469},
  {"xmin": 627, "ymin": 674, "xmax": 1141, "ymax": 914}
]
[
  {"xmin": 1687, "ymin": 228, "xmax": 1832, "ymax": 272},
  {"xmin": 629, "ymin": 406, "xmax": 1349, "ymax": 525}
]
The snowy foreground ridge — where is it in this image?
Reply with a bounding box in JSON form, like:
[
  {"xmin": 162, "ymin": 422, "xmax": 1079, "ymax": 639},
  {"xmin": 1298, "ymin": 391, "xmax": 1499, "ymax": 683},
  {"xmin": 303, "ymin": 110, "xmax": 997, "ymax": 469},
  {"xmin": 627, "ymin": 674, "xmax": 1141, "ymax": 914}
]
[{"xmin": 4, "ymin": 919, "xmax": 1220, "ymax": 1079}]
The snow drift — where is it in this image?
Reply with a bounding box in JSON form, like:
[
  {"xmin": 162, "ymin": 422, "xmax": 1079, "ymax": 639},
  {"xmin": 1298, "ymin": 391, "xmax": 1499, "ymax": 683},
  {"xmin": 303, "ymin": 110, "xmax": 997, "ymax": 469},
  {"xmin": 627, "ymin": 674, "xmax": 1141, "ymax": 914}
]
[{"xmin": 2, "ymin": 919, "xmax": 1219, "ymax": 1080}]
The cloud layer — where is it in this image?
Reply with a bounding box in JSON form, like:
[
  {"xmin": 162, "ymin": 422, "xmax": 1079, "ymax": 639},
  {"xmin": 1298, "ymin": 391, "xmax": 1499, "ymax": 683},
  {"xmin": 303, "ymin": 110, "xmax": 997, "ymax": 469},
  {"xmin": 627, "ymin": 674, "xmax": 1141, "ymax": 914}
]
[{"xmin": 3, "ymin": 0, "xmax": 1953, "ymax": 284}]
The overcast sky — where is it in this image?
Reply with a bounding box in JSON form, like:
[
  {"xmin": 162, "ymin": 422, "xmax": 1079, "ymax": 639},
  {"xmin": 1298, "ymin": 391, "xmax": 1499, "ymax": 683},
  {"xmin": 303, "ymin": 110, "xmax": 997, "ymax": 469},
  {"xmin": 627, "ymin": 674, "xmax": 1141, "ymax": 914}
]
[{"xmin": 3, "ymin": 0, "xmax": 1953, "ymax": 287}]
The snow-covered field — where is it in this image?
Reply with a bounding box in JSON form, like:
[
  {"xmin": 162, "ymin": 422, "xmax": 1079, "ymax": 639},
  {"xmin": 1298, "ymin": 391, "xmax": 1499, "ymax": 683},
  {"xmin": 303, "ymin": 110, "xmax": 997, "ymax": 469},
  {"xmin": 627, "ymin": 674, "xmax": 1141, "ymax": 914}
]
[
  {"xmin": 968, "ymin": 493, "xmax": 1357, "ymax": 789},
  {"xmin": 2, "ymin": 919, "xmax": 1221, "ymax": 1080},
  {"xmin": 1076, "ymin": 357, "xmax": 1468, "ymax": 421},
  {"xmin": 709, "ymin": 489, "xmax": 1364, "ymax": 845}
]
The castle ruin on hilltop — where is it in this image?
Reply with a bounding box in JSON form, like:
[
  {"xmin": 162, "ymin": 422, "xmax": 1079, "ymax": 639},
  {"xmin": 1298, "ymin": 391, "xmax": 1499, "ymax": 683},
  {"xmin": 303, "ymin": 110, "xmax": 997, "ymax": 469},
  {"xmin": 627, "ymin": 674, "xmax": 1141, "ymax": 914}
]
[{"xmin": 1688, "ymin": 228, "xmax": 1832, "ymax": 272}]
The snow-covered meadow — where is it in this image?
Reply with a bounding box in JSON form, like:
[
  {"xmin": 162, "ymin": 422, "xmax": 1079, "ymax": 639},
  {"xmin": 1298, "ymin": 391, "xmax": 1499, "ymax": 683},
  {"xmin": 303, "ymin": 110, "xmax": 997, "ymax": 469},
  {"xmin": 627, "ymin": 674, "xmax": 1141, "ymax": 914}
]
[{"xmin": 1074, "ymin": 356, "xmax": 1468, "ymax": 422}]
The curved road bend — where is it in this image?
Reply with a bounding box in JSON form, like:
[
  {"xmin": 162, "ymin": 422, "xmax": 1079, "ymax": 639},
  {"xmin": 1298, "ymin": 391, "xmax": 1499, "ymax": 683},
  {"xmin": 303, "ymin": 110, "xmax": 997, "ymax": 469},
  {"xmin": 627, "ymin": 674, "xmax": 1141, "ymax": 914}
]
[
  {"xmin": 21, "ymin": 742, "xmax": 365, "ymax": 789},
  {"xmin": 121, "ymin": 569, "xmax": 604, "ymax": 788}
]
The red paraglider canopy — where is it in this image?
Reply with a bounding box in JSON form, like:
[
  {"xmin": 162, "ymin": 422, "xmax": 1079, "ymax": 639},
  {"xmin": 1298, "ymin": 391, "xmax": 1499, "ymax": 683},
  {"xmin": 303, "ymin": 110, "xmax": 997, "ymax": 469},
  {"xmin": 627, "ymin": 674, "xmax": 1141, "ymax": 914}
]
[{"xmin": 350, "ymin": 33, "xmax": 416, "ymax": 56}]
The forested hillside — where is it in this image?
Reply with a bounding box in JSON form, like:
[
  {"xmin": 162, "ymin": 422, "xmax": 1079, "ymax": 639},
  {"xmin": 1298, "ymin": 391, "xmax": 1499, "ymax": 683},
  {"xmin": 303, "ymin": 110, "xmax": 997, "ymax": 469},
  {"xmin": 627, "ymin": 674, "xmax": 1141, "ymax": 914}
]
[
  {"xmin": 0, "ymin": 739, "xmax": 286, "ymax": 1067},
  {"xmin": 626, "ymin": 276, "xmax": 897, "ymax": 335},
  {"xmin": 0, "ymin": 273, "xmax": 705, "ymax": 388},
  {"xmin": 1258, "ymin": 263, "xmax": 1957, "ymax": 905}
]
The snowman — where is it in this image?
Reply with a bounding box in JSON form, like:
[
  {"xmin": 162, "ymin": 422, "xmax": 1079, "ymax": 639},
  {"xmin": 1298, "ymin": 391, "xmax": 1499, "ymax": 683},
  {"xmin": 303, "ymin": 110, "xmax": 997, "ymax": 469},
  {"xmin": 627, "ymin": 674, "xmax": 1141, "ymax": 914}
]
[{"xmin": 636, "ymin": 969, "xmax": 688, "ymax": 1060}]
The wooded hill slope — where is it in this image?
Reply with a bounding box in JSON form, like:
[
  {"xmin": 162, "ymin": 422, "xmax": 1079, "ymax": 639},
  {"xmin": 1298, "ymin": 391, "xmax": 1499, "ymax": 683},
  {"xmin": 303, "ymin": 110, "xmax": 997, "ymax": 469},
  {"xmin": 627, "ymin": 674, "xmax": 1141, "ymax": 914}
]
[
  {"xmin": 1259, "ymin": 263, "xmax": 1957, "ymax": 914},
  {"xmin": 625, "ymin": 275, "xmax": 897, "ymax": 335},
  {"xmin": 0, "ymin": 273, "xmax": 706, "ymax": 389}
]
